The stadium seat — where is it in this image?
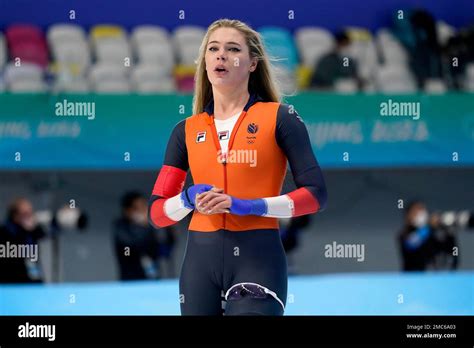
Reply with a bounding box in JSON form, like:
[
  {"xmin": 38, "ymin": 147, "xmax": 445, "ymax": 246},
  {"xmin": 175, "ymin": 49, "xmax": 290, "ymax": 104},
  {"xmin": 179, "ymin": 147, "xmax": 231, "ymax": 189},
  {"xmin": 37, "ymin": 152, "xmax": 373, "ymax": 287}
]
[
  {"xmin": 90, "ymin": 24, "xmax": 131, "ymax": 65},
  {"xmin": 94, "ymin": 80, "xmax": 131, "ymax": 93},
  {"xmin": 375, "ymin": 64, "xmax": 417, "ymax": 93},
  {"xmin": 48, "ymin": 24, "xmax": 87, "ymax": 45},
  {"xmin": 295, "ymin": 64, "xmax": 313, "ymax": 89},
  {"xmin": 48, "ymin": 24, "xmax": 91, "ymax": 75},
  {"xmin": 436, "ymin": 21, "xmax": 456, "ymax": 46},
  {"xmin": 0, "ymin": 32, "xmax": 6, "ymax": 70},
  {"xmin": 345, "ymin": 27, "xmax": 379, "ymax": 84},
  {"xmin": 89, "ymin": 63, "xmax": 130, "ymax": 93},
  {"xmin": 132, "ymin": 25, "xmax": 174, "ymax": 74},
  {"xmin": 0, "ymin": 20, "xmax": 461, "ymax": 95},
  {"xmin": 136, "ymin": 42, "xmax": 174, "ymax": 72},
  {"xmin": 50, "ymin": 62, "xmax": 90, "ymax": 93},
  {"xmin": 4, "ymin": 61, "xmax": 47, "ymax": 92},
  {"xmin": 90, "ymin": 25, "xmax": 125, "ymax": 41},
  {"xmin": 172, "ymin": 26, "xmax": 206, "ymax": 65},
  {"xmin": 132, "ymin": 63, "xmax": 175, "ymax": 93},
  {"xmin": 294, "ymin": 27, "xmax": 335, "ymax": 68},
  {"xmin": 174, "ymin": 64, "xmax": 196, "ymax": 93},
  {"xmin": 6, "ymin": 24, "xmax": 49, "ymax": 68},
  {"xmin": 51, "ymin": 67, "xmax": 90, "ymax": 93},
  {"xmin": 424, "ymin": 78, "xmax": 447, "ymax": 94},
  {"xmin": 51, "ymin": 40, "xmax": 91, "ymax": 73},
  {"xmin": 9, "ymin": 41, "xmax": 49, "ymax": 67},
  {"xmin": 132, "ymin": 25, "xmax": 169, "ymax": 42},
  {"xmin": 6, "ymin": 24, "xmax": 43, "ymax": 43},
  {"xmin": 362, "ymin": 81, "xmax": 377, "ymax": 93},
  {"xmin": 95, "ymin": 37, "xmax": 132, "ymax": 64},
  {"xmin": 258, "ymin": 26, "xmax": 299, "ymax": 71},
  {"xmin": 4, "ymin": 61, "xmax": 43, "ymax": 82},
  {"xmin": 8, "ymin": 79, "xmax": 48, "ymax": 92},
  {"xmin": 463, "ymin": 63, "xmax": 474, "ymax": 92},
  {"xmin": 375, "ymin": 28, "xmax": 410, "ymax": 66},
  {"xmin": 334, "ymin": 78, "xmax": 358, "ymax": 93}
]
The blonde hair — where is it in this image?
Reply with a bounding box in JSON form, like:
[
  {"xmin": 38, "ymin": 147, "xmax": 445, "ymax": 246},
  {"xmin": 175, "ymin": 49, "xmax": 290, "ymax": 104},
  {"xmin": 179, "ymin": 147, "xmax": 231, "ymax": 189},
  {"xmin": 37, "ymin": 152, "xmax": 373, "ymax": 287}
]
[{"xmin": 192, "ymin": 18, "xmax": 282, "ymax": 115}]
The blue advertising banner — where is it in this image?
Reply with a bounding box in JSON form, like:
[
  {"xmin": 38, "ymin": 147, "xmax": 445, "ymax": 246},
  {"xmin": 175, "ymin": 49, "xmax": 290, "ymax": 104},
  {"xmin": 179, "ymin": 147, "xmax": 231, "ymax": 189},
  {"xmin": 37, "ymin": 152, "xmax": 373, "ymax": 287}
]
[{"xmin": 0, "ymin": 92, "xmax": 473, "ymax": 169}]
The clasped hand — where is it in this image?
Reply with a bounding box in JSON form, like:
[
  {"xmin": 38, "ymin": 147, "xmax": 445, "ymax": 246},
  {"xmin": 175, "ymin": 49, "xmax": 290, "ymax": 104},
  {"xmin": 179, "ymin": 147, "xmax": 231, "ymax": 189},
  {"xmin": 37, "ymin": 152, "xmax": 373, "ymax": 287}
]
[{"xmin": 195, "ymin": 186, "xmax": 231, "ymax": 215}]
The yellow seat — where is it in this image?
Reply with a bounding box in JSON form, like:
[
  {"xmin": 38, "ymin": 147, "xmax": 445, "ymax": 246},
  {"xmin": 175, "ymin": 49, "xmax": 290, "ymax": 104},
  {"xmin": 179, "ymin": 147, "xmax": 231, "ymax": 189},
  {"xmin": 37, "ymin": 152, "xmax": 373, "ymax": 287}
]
[
  {"xmin": 49, "ymin": 61, "xmax": 82, "ymax": 76},
  {"xmin": 90, "ymin": 25, "xmax": 125, "ymax": 41},
  {"xmin": 345, "ymin": 27, "xmax": 372, "ymax": 42},
  {"xmin": 174, "ymin": 64, "xmax": 196, "ymax": 78},
  {"xmin": 295, "ymin": 64, "xmax": 314, "ymax": 89}
]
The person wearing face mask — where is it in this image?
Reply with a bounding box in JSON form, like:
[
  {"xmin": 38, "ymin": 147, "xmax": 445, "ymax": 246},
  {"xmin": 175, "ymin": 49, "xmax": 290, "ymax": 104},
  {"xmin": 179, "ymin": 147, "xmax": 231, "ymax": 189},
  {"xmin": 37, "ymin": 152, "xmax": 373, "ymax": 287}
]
[
  {"xmin": 309, "ymin": 30, "xmax": 360, "ymax": 90},
  {"xmin": 397, "ymin": 200, "xmax": 439, "ymax": 271},
  {"xmin": 113, "ymin": 191, "xmax": 163, "ymax": 280},
  {"xmin": 0, "ymin": 198, "xmax": 46, "ymax": 283}
]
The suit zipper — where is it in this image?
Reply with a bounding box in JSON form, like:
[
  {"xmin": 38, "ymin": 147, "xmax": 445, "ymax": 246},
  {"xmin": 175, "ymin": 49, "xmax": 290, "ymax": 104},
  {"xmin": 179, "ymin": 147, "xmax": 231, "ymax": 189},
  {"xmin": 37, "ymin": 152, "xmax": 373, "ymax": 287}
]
[
  {"xmin": 223, "ymin": 159, "xmax": 227, "ymax": 229},
  {"xmin": 209, "ymin": 110, "xmax": 248, "ymax": 230}
]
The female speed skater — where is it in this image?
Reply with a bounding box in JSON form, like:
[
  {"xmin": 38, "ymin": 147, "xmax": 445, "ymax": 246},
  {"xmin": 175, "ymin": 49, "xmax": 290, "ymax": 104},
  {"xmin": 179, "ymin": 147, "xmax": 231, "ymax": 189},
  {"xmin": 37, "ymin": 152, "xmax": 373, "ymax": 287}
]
[{"xmin": 149, "ymin": 18, "xmax": 327, "ymax": 315}]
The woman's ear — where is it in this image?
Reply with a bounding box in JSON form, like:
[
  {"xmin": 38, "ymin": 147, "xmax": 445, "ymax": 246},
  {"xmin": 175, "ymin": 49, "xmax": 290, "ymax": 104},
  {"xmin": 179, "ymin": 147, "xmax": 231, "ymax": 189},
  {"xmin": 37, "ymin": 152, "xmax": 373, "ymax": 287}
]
[{"xmin": 249, "ymin": 57, "xmax": 258, "ymax": 72}]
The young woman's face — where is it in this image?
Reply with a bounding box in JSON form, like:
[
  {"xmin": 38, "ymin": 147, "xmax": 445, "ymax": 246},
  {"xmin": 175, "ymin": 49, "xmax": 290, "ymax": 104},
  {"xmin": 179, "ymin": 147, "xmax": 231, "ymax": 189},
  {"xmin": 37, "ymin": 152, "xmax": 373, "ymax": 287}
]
[{"xmin": 205, "ymin": 27, "xmax": 257, "ymax": 91}]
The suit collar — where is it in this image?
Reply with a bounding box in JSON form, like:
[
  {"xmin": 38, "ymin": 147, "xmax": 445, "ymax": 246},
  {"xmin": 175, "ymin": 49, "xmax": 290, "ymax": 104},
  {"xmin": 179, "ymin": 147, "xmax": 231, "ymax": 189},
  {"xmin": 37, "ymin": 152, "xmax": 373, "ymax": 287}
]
[{"xmin": 204, "ymin": 92, "xmax": 263, "ymax": 116}]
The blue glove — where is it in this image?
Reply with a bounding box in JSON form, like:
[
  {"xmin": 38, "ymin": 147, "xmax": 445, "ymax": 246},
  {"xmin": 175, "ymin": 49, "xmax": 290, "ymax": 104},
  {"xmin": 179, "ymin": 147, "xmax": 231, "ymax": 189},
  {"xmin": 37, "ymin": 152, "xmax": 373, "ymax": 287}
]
[
  {"xmin": 403, "ymin": 225, "xmax": 430, "ymax": 251},
  {"xmin": 181, "ymin": 184, "xmax": 214, "ymax": 209},
  {"xmin": 229, "ymin": 197, "xmax": 267, "ymax": 216}
]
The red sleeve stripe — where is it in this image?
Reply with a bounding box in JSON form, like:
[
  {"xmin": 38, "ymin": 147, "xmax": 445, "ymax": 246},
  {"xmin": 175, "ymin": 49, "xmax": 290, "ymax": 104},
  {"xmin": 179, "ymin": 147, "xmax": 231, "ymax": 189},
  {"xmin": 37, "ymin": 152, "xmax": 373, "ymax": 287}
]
[
  {"xmin": 150, "ymin": 198, "xmax": 177, "ymax": 228},
  {"xmin": 152, "ymin": 165, "xmax": 187, "ymax": 198},
  {"xmin": 287, "ymin": 187, "xmax": 320, "ymax": 216}
]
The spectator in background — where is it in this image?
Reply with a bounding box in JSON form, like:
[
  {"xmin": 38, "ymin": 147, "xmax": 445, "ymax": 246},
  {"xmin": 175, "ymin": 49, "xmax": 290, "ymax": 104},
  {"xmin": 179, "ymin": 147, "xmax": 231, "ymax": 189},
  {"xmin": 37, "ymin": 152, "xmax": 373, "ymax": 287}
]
[
  {"xmin": 398, "ymin": 201, "xmax": 436, "ymax": 271},
  {"xmin": 393, "ymin": 8, "xmax": 442, "ymax": 88},
  {"xmin": 397, "ymin": 200, "xmax": 463, "ymax": 271},
  {"xmin": 113, "ymin": 191, "xmax": 160, "ymax": 280},
  {"xmin": 410, "ymin": 9, "xmax": 442, "ymax": 86},
  {"xmin": 0, "ymin": 198, "xmax": 45, "ymax": 283},
  {"xmin": 428, "ymin": 211, "xmax": 459, "ymax": 270},
  {"xmin": 443, "ymin": 27, "xmax": 474, "ymax": 90},
  {"xmin": 310, "ymin": 31, "xmax": 360, "ymax": 90},
  {"xmin": 398, "ymin": 201, "xmax": 438, "ymax": 271}
]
